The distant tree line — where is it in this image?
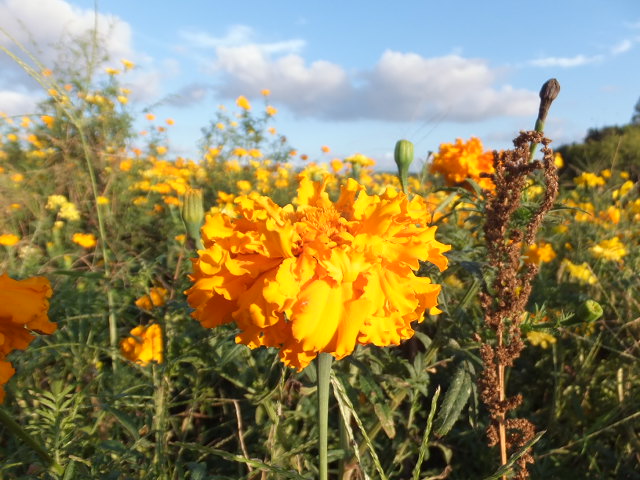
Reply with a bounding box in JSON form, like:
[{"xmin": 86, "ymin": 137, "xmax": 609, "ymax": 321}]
[{"xmin": 556, "ymin": 96, "xmax": 640, "ymax": 180}]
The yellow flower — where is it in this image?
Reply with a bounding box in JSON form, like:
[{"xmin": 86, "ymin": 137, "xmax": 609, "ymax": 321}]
[
  {"xmin": 145, "ymin": 113, "xmax": 155, "ymax": 121},
  {"xmin": 573, "ymin": 172, "xmax": 605, "ymax": 188},
  {"xmin": 121, "ymin": 58, "xmax": 135, "ymax": 70},
  {"xmin": 11, "ymin": 173, "xmax": 24, "ymax": 183},
  {"xmin": 135, "ymin": 287, "xmax": 168, "ymax": 311},
  {"xmin": 562, "ymin": 260, "xmax": 597, "ymax": 285},
  {"xmin": 186, "ymin": 176, "xmax": 450, "ymax": 370},
  {"xmin": 430, "ymin": 137, "xmax": 495, "ymax": 191},
  {"xmin": 104, "ymin": 67, "xmax": 121, "ymax": 75},
  {"xmin": 0, "ymin": 274, "xmax": 56, "ymax": 403},
  {"xmin": 97, "ymin": 196, "xmax": 110, "ymax": 205},
  {"xmin": 236, "ymin": 95, "xmax": 251, "ymax": 110},
  {"xmin": 590, "ymin": 237, "xmax": 627, "ymax": 262},
  {"xmin": 120, "ymin": 324, "xmax": 163, "ymax": 366},
  {"xmin": 523, "ymin": 242, "xmax": 556, "ymax": 265},
  {"xmin": 72, "ymin": 233, "xmax": 97, "ymax": 249},
  {"xmin": 236, "ymin": 180, "xmax": 252, "ymax": 192},
  {"xmin": 330, "ymin": 159, "xmax": 344, "ymax": 173},
  {"xmin": 41, "ymin": 115, "xmax": 55, "ymax": 128},
  {"xmin": 345, "ymin": 153, "xmax": 375, "ymax": 167},
  {"xmin": 59, "ymin": 203, "xmax": 80, "ymax": 221},
  {"xmin": 0, "ymin": 234, "xmax": 19, "ymax": 246},
  {"xmin": 526, "ymin": 330, "xmax": 556, "ymax": 349},
  {"xmin": 321, "ymin": 145, "xmax": 331, "ymax": 153},
  {"xmin": 261, "ymin": 89, "xmax": 271, "ymax": 96},
  {"xmin": 265, "ymin": 105, "xmax": 277, "ymax": 116},
  {"xmin": 554, "ymin": 153, "xmax": 564, "ymax": 168},
  {"xmin": 156, "ymin": 145, "xmax": 168, "ymax": 155},
  {"xmin": 216, "ymin": 122, "xmax": 225, "ymax": 130}
]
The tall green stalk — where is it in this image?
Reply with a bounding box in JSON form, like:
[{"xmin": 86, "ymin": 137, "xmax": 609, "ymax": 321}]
[{"xmin": 316, "ymin": 353, "xmax": 333, "ymax": 480}]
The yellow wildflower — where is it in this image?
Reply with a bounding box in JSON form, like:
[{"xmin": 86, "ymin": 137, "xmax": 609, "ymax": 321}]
[
  {"xmin": 72, "ymin": 233, "xmax": 97, "ymax": 248},
  {"xmin": 590, "ymin": 237, "xmax": 627, "ymax": 262},
  {"xmin": 145, "ymin": 113, "xmax": 155, "ymax": 121},
  {"xmin": 266, "ymin": 105, "xmax": 277, "ymax": 116},
  {"xmin": 97, "ymin": 196, "xmax": 110, "ymax": 205},
  {"xmin": 0, "ymin": 234, "xmax": 19, "ymax": 246},
  {"xmin": 186, "ymin": 176, "xmax": 450, "ymax": 370},
  {"xmin": 261, "ymin": 89, "xmax": 271, "ymax": 96},
  {"xmin": 562, "ymin": 260, "xmax": 597, "ymax": 285},
  {"xmin": 41, "ymin": 115, "xmax": 55, "ymax": 128},
  {"xmin": 524, "ymin": 242, "xmax": 556, "ymax": 265},
  {"xmin": 236, "ymin": 95, "xmax": 251, "ymax": 110},
  {"xmin": 526, "ymin": 330, "xmax": 556, "ymax": 349},
  {"xmin": 573, "ymin": 172, "xmax": 605, "ymax": 188},
  {"xmin": 120, "ymin": 324, "xmax": 163, "ymax": 366},
  {"xmin": 121, "ymin": 58, "xmax": 135, "ymax": 70},
  {"xmin": 11, "ymin": 173, "xmax": 24, "ymax": 183},
  {"xmin": 236, "ymin": 180, "xmax": 252, "ymax": 192},
  {"xmin": 105, "ymin": 67, "xmax": 121, "ymax": 75}
]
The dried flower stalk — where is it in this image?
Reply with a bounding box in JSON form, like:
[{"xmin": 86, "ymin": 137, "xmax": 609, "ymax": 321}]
[{"xmin": 478, "ymin": 130, "xmax": 559, "ymax": 479}]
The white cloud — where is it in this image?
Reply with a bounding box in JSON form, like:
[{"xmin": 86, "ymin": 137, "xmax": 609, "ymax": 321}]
[
  {"xmin": 0, "ymin": 0, "xmax": 133, "ymax": 71},
  {"xmin": 212, "ymin": 46, "xmax": 538, "ymax": 122},
  {"xmin": 0, "ymin": 89, "xmax": 37, "ymax": 115},
  {"xmin": 528, "ymin": 54, "xmax": 603, "ymax": 68},
  {"xmin": 611, "ymin": 39, "xmax": 633, "ymax": 55}
]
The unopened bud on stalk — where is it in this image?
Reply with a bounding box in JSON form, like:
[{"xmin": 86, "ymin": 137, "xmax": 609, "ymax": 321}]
[
  {"xmin": 394, "ymin": 139, "xmax": 414, "ymax": 194},
  {"xmin": 575, "ymin": 299, "xmax": 603, "ymax": 324},
  {"xmin": 181, "ymin": 187, "xmax": 204, "ymax": 250},
  {"xmin": 530, "ymin": 78, "xmax": 560, "ymax": 160}
]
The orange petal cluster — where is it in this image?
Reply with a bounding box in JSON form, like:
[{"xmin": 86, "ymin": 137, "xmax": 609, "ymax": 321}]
[
  {"xmin": 430, "ymin": 137, "xmax": 495, "ymax": 191},
  {"xmin": 186, "ymin": 176, "xmax": 450, "ymax": 370},
  {"xmin": 0, "ymin": 274, "xmax": 56, "ymax": 402},
  {"xmin": 120, "ymin": 324, "xmax": 163, "ymax": 366}
]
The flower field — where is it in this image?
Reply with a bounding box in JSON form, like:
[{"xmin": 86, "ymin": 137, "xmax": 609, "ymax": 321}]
[{"xmin": 0, "ymin": 55, "xmax": 639, "ymax": 480}]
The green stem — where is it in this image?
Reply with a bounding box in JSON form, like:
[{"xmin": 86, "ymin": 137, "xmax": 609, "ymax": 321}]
[{"xmin": 317, "ymin": 353, "xmax": 333, "ymax": 480}]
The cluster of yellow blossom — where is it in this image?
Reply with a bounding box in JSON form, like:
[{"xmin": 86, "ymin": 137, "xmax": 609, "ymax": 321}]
[
  {"xmin": 589, "ymin": 237, "xmax": 627, "ymax": 262},
  {"xmin": 430, "ymin": 137, "xmax": 495, "ymax": 191},
  {"xmin": 46, "ymin": 195, "xmax": 81, "ymax": 222},
  {"xmin": 0, "ymin": 274, "xmax": 56, "ymax": 402},
  {"xmin": 186, "ymin": 175, "xmax": 450, "ymax": 370}
]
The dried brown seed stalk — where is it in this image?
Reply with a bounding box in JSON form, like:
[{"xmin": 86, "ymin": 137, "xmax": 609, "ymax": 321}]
[{"xmin": 478, "ymin": 131, "xmax": 559, "ymax": 479}]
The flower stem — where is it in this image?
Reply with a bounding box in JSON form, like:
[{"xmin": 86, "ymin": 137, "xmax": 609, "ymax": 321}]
[{"xmin": 317, "ymin": 353, "xmax": 333, "ymax": 480}]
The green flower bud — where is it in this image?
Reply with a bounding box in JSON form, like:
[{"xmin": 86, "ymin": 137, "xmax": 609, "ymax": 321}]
[
  {"xmin": 576, "ymin": 299, "xmax": 603, "ymax": 323},
  {"xmin": 394, "ymin": 139, "xmax": 414, "ymax": 193},
  {"xmin": 181, "ymin": 188, "xmax": 204, "ymax": 250}
]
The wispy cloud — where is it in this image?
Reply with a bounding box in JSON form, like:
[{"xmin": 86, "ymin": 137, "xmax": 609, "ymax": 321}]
[
  {"xmin": 180, "ymin": 25, "xmax": 305, "ymax": 55},
  {"xmin": 528, "ymin": 54, "xmax": 603, "ymax": 68}
]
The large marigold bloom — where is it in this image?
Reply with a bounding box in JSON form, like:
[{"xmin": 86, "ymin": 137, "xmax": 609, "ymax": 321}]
[
  {"xmin": 186, "ymin": 176, "xmax": 450, "ymax": 370},
  {"xmin": 430, "ymin": 137, "xmax": 495, "ymax": 191},
  {"xmin": 0, "ymin": 274, "xmax": 56, "ymax": 402}
]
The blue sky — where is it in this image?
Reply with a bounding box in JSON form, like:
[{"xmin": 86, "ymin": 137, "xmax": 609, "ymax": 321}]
[{"xmin": 1, "ymin": 0, "xmax": 639, "ymax": 170}]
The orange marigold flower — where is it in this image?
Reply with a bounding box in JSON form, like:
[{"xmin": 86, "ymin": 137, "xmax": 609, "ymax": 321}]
[
  {"xmin": 321, "ymin": 145, "xmax": 331, "ymax": 153},
  {"xmin": 186, "ymin": 176, "xmax": 451, "ymax": 370},
  {"xmin": 120, "ymin": 324, "xmax": 163, "ymax": 366},
  {"xmin": 430, "ymin": 137, "xmax": 495, "ymax": 191},
  {"xmin": 135, "ymin": 287, "xmax": 168, "ymax": 311},
  {"xmin": 0, "ymin": 274, "xmax": 56, "ymax": 403},
  {"xmin": 72, "ymin": 233, "xmax": 97, "ymax": 249},
  {"xmin": 236, "ymin": 95, "xmax": 251, "ymax": 111}
]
